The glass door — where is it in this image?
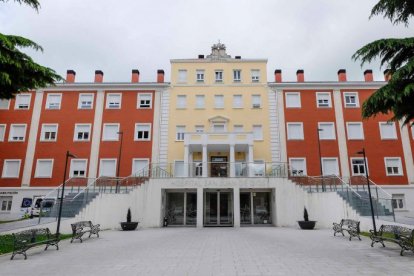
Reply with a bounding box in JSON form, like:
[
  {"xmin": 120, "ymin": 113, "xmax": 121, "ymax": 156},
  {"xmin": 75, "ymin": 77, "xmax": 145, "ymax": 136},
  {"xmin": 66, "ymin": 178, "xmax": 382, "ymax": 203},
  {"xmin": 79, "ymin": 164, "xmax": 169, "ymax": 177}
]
[
  {"xmin": 205, "ymin": 192, "xmax": 218, "ymax": 225},
  {"xmin": 204, "ymin": 190, "xmax": 233, "ymax": 226},
  {"xmin": 220, "ymin": 192, "xmax": 233, "ymax": 225}
]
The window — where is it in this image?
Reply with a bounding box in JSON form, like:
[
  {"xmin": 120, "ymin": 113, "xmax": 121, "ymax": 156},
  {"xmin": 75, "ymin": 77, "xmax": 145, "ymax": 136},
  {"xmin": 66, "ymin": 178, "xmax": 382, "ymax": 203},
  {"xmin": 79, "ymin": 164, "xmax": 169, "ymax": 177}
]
[
  {"xmin": 174, "ymin": 161, "xmax": 185, "ymax": 177},
  {"xmin": 2, "ymin": 160, "xmax": 21, "ymax": 178},
  {"xmin": 251, "ymin": 70, "xmax": 260, "ymax": 82},
  {"xmin": 252, "ymin": 95, "xmax": 261, "ymax": 108},
  {"xmin": 379, "ymin": 122, "xmax": 397, "ymax": 140},
  {"xmin": 346, "ymin": 122, "xmax": 364, "ymax": 140},
  {"xmin": 45, "ymin": 94, "xmax": 62, "ymax": 109},
  {"xmin": 212, "ymin": 124, "xmax": 225, "ymax": 133},
  {"xmin": 344, "ymin": 92, "xmax": 359, "ymax": 108},
  {"xmin": 177, "ymin": 95, "xmax": 187, "ymax": 109},
  {"xmin": 74, "ymin": 124, "xmax": 91, "ymax": 141},
  {"xmin": 195, "ymin": 125, "xmax": 204, "ymax": 133},
  {"xmin": 135, "ymin": 124, "xmax": 151, "ymax": 141},
  {"xmin": 351, "ymin": 158, "xmax": 368, "ymax": 176},
  {"xmin": 132, "ymin": 159, "xmax": 149, "ymax": 176},
  {"xmin": 106, "ymin": 93, "xmax": 121, "ymax": 109},
  {"xmin": 233, "ymin": 70, "xmax": 241, "ymax": 82},
  {"xmin": 233, "ymin": 95, "xmax": 243, "ymax": 108},
  {"xmin": 253, "ymin": 125, "xmax": 263, "ymax": 140},
  {"xmin": 392, "ymin": 194, "xmax": 405, "ymax": 210},
  {"xmin": 70, "ymin": 159, "xmax": 87, "ymax": 177},
  {"xmin": 138, "ymin": 93, "xmax": 152, "ymax": 108},
  {"xmin": 214, "ymin": 95, "xmax": 224, "ymax": 108},
  {"xmin": 0, "ymin": 196, "xmax": 12, "ymax": 211},
  {"xmin": 40, "ymin": 124, "xmax": 58, "ymax": 141},
  {"xmin": 176, "ymin": 126, "xmax": 185, "ymax": 141},
  {"xmin": 78, "ymin": 94, "xmax": 94, "ymax": 109},
  {"xmin": 385, "ymin": 158, "xmax": 403, "ymax": 176},
  {"xmin": 196, "ymin": 70, "xmax": 204, "ymax": 82},
  {"xmin": 35, "ymin": 159, "xmax": 53, "ymax": 178},
  {"xmin": 15, "ymin": 94, "xmax": 31, "ymax": 109},
  {"xmin": 9, "ymin": 124, "xmax": 26, "ymax": 141},
  {"xmin": 195, "ymin": 95, "xmax": 205, "ymax": 109},
  {"xmin": 215, "ymin": 70, "xmax": 223, "ymax": 82},
  {"xmin": 322, "ymin": 158, "xmax": 339, "ymax": 176},
  {"xmin": 0, "ymin": 124, "xmax": 5, "ymax": 141},
  {"xmin": 0, "ymin": 99, "xmax": 10, "ymax": 110},
  {"xmin": 102, "ymin": 124, "xmax": 119, "ymax": 141},
  {"xmin": 99, "ymin": 159, "xmax": 117, "ymax": 177},
  {"xmin": 234, "ymin": 125, "xmax": 244, "ymax": 133},
  {"xmin": 287, "ymin": 123, "xmax": 304, "ymax": 140},
  {"xmin": 178, "ymin": 70, "xmax": 187, "ymax": 83},
  {"xmin": 316, "ymin": 92, "xmax": 332, "ymax": 108},
  {"xmin": 318, "ymin": 123, "xmax": 336, "ymax": 140},
  {"xmin": 289, "ymin": 158, "xmax": 307, "ymax": 176},
  {"xmin": 285, "ymin": 92, "xmax": 301, "ymax": 108},
  {"xmin": 253, "ymin": 160, "xmax": 265, "ymax": 176}
]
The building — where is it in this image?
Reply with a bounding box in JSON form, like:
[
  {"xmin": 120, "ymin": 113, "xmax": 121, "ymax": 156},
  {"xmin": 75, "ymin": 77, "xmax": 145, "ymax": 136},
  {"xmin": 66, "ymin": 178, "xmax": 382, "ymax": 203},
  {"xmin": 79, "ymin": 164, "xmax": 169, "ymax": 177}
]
[{"xmin": 0, "ymin": 43, "xmax": 413, "ymax": 228}]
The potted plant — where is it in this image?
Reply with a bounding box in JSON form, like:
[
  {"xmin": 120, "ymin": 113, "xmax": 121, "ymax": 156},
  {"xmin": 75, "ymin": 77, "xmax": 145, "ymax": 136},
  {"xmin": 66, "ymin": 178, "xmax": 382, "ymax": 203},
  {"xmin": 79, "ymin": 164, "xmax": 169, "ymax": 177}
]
[
  {"xmin": 120, "ymin": 208, "xmax": 139, "ymax": 231},
  {"xmin": 297, "ymin": 207, "xmax": 316, "ymax": 230}
]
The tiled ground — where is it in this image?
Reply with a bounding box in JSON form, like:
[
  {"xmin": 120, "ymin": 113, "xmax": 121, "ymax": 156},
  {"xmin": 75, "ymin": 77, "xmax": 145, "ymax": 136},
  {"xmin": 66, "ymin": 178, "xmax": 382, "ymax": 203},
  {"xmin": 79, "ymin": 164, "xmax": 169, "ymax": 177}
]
[{"xmin": 1, "ymin": 227, "xmax": 413, "ymax": 275}]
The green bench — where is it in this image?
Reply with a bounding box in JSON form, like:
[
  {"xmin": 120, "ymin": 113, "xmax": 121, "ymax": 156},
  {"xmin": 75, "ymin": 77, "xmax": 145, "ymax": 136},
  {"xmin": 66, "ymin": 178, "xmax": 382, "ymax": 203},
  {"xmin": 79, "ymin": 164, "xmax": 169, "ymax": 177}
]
[{"xmin": 11, "ymin": 228, "xmax": 59, "ymax": 260}]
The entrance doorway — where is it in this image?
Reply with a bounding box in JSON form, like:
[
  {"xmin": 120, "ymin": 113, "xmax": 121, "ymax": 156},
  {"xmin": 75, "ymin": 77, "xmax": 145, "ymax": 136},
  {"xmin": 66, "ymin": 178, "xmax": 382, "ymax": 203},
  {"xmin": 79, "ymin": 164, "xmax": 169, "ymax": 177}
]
[
  {"xmin": 165, "ymin": 191, "xmax": 197, "ymax": 226},
  {"xmin": 204, "ymin": 190, "xmax": 233, "ymax": 226},
  {"xmin": 211, "ymin": 157, "xmax": 228, "ymax": 177},
  {"xmin": 240, "ymin": 191, "xmax": 272, "ymax": 225}
]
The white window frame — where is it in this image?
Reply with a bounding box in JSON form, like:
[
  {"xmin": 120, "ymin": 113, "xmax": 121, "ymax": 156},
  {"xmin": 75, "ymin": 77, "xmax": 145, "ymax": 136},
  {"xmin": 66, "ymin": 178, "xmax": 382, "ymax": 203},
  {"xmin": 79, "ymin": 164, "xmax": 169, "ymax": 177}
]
[
  {"xmin": 321, "ymin": 158, "xmax": 339, "ymax": 176},
  {"xmin": 196, "ymin": 70, "xmax": 204, "ymax": 82},
  {"xmin": 177, "ymin": 95, "xmax": 187, "ymax": 109},
  {"xmin": 174, "ymin": 160, "xmax": 185, "ymax": 177},
  {"xmin": 251, "ymin": 94, "xmax": 261, "ymax": 109},
  {"xmin": 316, "ymin": 92, "xmax": 332, "ymax": 108},
  {"xmin": 106, "ymin": 93, "xmax": 122, "ymax": 109},
  {"xmin": 253, "ymin": 125, "xmax": 263, "ymax": 140},
  {"xmin": 14, "ymin": 93, "xmax": 31, "ymax": 110},
  {"xmin": 215, "ymin": 70, "xmax": 223, "ymax": 83},
  {"xmin": 74, "ymin": 124, "xmax": 92, "ymax": 141},
  {"xmin": 176, "ymin": 125, "xmax": 185, "ymax": 141},
  {"xmin": 318, "ymin": 122, "xmax": 336, "ymax": 140},
  {"xmin": 8, "ymin": 124, "xmax": 27, "ymax": 142},
  {"xmin": 350, "ymin": 158, "xmax": 368, "ymax": 176},
  {"xmin": 45, "ymin": 93, "xmax": 62, "ymax": 110},
  {"xmin": 69, "ymin": 159, "xmax": 88, "ymax": 178},
  {"xmin": 251, "ymin": 69, "xmax": 260, "ymax": 82},
  {"xmin": 0, "ymin": 99, "xmax": 10, "ymax": 110},
  {"xmin": 285, "ymin": 92, "xmax": 301, "ymax": 108},
  {"xmin": 102, "ymin": 123, "xmax": 120, "ymax": 141},
  {"xmin": 135, "ymin": 123, "xmax": 151, "ymax": 141},
  {"xmin": 137, "ymin": 93, "xmax": 152, "ymax": 109},
  {"xmin": 233, "ymin": 70, "xmax": 241, "ymax": 82},
  {"xmin": 99, "ymin": 158, "xmax": 117, "ymax": 177},
  {"xmin": 346, "ymin": 122, "xmax": 364, "ymax": 140},
  {"xmin": 233, "ymin": 95, "xmax": 243, "ymax": 108},
  {"xmin": 392, "ymin": 194, "xmax": 406, "ymax": 210},
  {"xmin": 212, "ymin": 123, "xmax": 226, "ymax": 133},
  {"xmin": 379, "ymin": 122, "xmax": 398, "ymax": 140},
  {"xmin": 289, "ymin": 158, "xmax": 307, "ymax": 176},
  {"xmin": 233, "ymin": 125, "xmax": 244, "ymax": 133},
  {"xmin": 195, "ymin": 125, "xmax": 204, "ymax": 133},
  {"xmin": 34, "ymin": 159, "xmax": 54, "ymax": 178},
  {"xmin": 195, "ymin": 95, "xmax": 205, "ymax": 109},
  {"xmin": 0, "ymin": 196, "xmax": 13, "ymax": 212},
  {"xmin": 214, "ymin": 95, "xmax": 224, "ymax": 109},
  {"xmin": 78, "ymin": 93, "xmax": 94, "ymax": 109},
  {"xmin": 178, "ymin": 69, "xmax": 187, "ymax": 83},
  {"xmin": 286, "ymin": 122, "xmax": 304, "ymax": 140},
  {"xmin": 2, "ymin": 159, "xmax": 21, "ymax": 178},
  {"xmin": 40, "ymin": 124, "xmax": 58, "ymax": 142},
  {"xmin": 0, "ymin": 124, "xmax": 6, "ymax": 142},
  {"xmin": 343, "ymin": 92, "xmax": 359, "ymax": 108},
  {"xmin": 132, "ymin": 158, "xmax": 150, "ymax": 176},
  {"xmin": 384, "ymin": 157, "xmax": 403, "ymax": 176}
]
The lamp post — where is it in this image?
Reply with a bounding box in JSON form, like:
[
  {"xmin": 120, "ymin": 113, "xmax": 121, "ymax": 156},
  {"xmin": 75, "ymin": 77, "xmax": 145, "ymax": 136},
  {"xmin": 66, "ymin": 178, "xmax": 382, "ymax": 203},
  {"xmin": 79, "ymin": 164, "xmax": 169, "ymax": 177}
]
[
  {"xmin": 56, "ymin": 150, "xmax": 77, "ymax": 237},
  {"xmin": 356, "ymin": 147, "xmax": 377, "ymax": 235},
  {"xmin": 317, "ymin": 127, "xmax": 325, "ymax": 191},
  {"xmin": 116, "ymin": 131, "xmax": 124, "ymax": 193}
]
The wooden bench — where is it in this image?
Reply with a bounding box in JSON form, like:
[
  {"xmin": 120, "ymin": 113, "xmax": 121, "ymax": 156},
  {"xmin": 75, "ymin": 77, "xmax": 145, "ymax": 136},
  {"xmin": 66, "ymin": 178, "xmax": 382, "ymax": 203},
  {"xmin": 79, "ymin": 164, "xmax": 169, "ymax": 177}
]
[
  {"xmin": 70, "ymin": 221, "xmax": 100, "ymax": 243},
  {"xmin": 333, "ymin": 219, "xmax": 361, "ymax": 241},
  {"xmin": 11, "ymin": 228, "xmax": 59, "ymax": 260},
  {"xmin": 370, "ymin": 224, "xmax": 414, "ymax": 256}
]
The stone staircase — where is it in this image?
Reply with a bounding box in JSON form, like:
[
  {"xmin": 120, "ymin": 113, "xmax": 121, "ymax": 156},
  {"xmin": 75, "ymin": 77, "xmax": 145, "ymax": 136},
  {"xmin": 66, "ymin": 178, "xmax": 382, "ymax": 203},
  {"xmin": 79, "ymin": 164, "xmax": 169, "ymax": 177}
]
[
  {"xmin": 45, "ymin": 192, "xmax": 100, "ymax": 218},
  {"xmin": 336, "ymin": 190, "xmax": 393, "ymax": 217}
]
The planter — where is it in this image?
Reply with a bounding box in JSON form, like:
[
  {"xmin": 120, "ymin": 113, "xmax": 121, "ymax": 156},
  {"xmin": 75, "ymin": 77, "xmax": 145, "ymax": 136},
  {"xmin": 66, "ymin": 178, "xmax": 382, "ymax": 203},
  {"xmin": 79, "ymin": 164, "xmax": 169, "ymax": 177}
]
[
  {"xmin": 120, "ymin": 222, "xmax": 139, "ymax": 231},
  {"xmin": 298, "ymin": 221, "xmax": 316, "ymax": 230}
]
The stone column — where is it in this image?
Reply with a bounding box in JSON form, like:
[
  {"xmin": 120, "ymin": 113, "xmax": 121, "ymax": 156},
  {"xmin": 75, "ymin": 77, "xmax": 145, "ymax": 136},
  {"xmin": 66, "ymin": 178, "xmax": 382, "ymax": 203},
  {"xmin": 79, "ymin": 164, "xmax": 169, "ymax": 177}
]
[
  {"xmin": 233, "ymin": 187, "xmax": 240, "ymax": 227},
  {"xmin": 230, "ymin": 144, "xmax": 235, "ymax": 177},
  {"xmin": 248, "ymin": 145, "xmax": 254, "ymax": 177},
  {"xmin": 196, "ymin": 187, "xmax": 203, "ymax": 228},
  {"xmin": 202, "ymin": 144, "xmax": 208, "ymax": 177},
  {"xmin": 184, "ymin": 145, "xmax": 189, "ymax": 177}
]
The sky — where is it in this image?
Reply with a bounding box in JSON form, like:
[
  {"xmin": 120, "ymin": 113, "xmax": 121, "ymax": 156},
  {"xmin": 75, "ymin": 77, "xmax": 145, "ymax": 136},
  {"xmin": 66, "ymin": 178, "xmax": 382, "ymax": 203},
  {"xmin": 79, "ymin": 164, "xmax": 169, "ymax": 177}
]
[{"xmin": 0, "ymin": 0, "xmax": 412, "ymax": 82}]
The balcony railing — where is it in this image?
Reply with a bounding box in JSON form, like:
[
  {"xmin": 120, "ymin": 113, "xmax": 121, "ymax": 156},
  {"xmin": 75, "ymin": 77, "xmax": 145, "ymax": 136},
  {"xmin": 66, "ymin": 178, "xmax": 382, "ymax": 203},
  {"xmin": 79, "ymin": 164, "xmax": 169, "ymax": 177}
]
[{"xmin": 184, "ymin": 132, "xmax": 254, "ymax": 145}]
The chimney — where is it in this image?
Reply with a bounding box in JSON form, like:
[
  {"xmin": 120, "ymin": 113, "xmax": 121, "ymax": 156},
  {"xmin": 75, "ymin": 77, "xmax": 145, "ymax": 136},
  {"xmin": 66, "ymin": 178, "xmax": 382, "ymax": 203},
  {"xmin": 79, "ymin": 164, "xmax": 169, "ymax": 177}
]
[
  {"xmin": 66, "ymin": 70, "xmax": 76, "ymax": 83},
  {"xmin": 364, "ymin": 69, "xmax": 373, "ymax": 82},
  {"xmin": 94, "ymin": 70, "xmax": 104, "ymax": 83},
  {"xmin": 131, "ymin": 69, "xmax": 140, "ymax": 83},
  {"xmin": 157, "ymin": 69, "xmax": 164, "ymax": 83},
  {"xmin": 198, "ymin": 54, "xmax": 204, "ymax": 59},
  {"xmin": 296, "ymin": 69, "xmax": 304, "ymax": 82},
  {"xmin": 384, "ymin": 69, "xmax": 392, "ymax": 81},
  {"xmin": 275, "ymin": 69, "xmax": 282, "ymax": 83},
  {"xmin": 337, "ymin": 69, "xmax": 347, "ymax": 82}
]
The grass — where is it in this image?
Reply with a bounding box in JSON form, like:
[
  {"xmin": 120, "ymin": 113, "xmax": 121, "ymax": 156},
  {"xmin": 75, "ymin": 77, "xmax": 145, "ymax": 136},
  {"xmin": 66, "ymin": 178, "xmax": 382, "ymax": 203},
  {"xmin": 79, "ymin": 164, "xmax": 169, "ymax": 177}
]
[
  {"xmin": 0, "ymin": 218, "xmax": 28, "ymax": 225},
  {"xmin": 361, "ymin": 231, "xmax": 398, "ymax": 239}
]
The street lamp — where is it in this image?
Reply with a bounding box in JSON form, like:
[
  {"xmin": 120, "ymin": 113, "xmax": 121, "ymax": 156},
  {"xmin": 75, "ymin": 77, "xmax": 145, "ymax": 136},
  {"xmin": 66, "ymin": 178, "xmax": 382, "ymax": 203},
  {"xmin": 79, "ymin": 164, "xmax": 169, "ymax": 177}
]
[
  {"xmin": 356, "ymin": 147, "xmax": 377, "ymax": 235},
  {"xmin": 317, "ymin": 127, "xmax": 325, "ymax": 191},
  {"xmin": 56, "ymin": 150, "xmax": 77, "ymax": 237},
  {"xmin": 116, "ymin": 131, "xmax": 124, "ymax": 193}
]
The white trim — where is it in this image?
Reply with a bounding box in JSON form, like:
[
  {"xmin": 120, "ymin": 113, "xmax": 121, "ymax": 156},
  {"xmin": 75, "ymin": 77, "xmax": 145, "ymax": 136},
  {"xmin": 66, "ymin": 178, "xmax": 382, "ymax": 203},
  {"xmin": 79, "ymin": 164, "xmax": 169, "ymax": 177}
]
[
  {"xmin": 131, "ymin": 158, "xmax": 150, "ymax": 175},
  {"xmin": 105, "ymin": 93, "xmax": 122, "ymax": 109},
  {"xmin": 384, "ymin": 157, "xmax": 404, "ymax": 176},
  {"xmin": 379, "ymin": 122, "xmax": 397, "ymax": 140},
  {"xmin": 34, "ymin": 159, "xmax": 54, "ymax": 178},
  {"xmin": 400, "ymin": 122, "xmax": 414, "ymax": 183},
  {"xmin": 176, "ymin": 95, "xmax": 187, "ymax": 109},
  {"xmin": 343, "ymin": 92, "xmax": 360, "ymax": 108},
  {"xmin": 316, "ymin": 92, "xmax": 332, "ymax": 108},
  {"xmin": 317, "ymin": 122, "xmax": 336, "ymax": 140},
  {"xmin": 173, "ymin": 160, "xmax": 185, "ymax": 177},
  {"xmin": 98, "ymin": 158, "xmax": 117, "ymax": 177},
  {"xmin": 286, "ymin": 122, "xmax": 304, "ymax": 140},
  {"xmin": 251, "ymin": 94, "xmax": 261, "ymax": 109},
  {"xmin": 134, "ymin": 123, "xmax": 152, "ymax": 141},
  {"xmin": 321, "ymin": 157, "xmax": 339, "ymax": 176},
  {"xmin": 14, "ymin": 93, "xmax": 32, "ymax": 110},
  {"xmin": 137, "ymin": 93, "xmax": 153, "ymax": 109},
  {"xmin": 277, "ymin": 90, "xmax": 287, "ymax": 162},
  {"xmin": 77, "ymin": 93, "xmax": 94, "ymax": 109},
  {"xmin": 151, "ymin": 90, "xmax": 161, "ymax": 164},
  {"xmin": 289, "ymin": 158, "xmax": 307, "ymax": 176},
  {"xmin": 232, "ymin": 94, "xmax": 243, "ymax": 108},
  {"xmin": 88, "ymin": 90, "xmax": 105, "ymax": 179},
  {"xmin": 285, "ymin": 92, "xmax": 301, "ymax": 108},
  {"xmin": 252, "ymin": 124, "xmax": 263, "ymax": 141},
  {"xmin": 45, "ymin": 93, "xmax": 62, "ymax": 110},
  {"xmin": 214, "ymin": 94, "xmax": 224, "ymax": 109},
  {"xmin": 102, "ymin": 123, "xmax": 120, "ymax": 141},
  {"xmin": 8, "ymin": 124, "xmax": 27, "ymax": 142},
  {"xmin": 0, "ymin": 99, "xmax": 10, "ymax": 110},
  {"xmin": 350, "ymin": 157, "xmax": 369, "ymax": 176},
  {"xmin": 0, "ymin": 124, "xmax": 6, "ymax": 141},
  {"xmin": 73, "ymin": 123, "xmax": 92, "ymax": 141},
  {"xmin": 70, "ymin": 159, "xmax": 88, "ymax": 177},
  {"xmin": 346, "ymin": 122, "xmax": 364, "ymax": 140},
  {"xmin": 333, "ymin": 90, "xmax": 350, "ymax": 178},
  {"xmin": 2, "ymin": 159, "xmax": 21, "ymax": 178},
  {"xmin": 40, "ymin": 123, "xmax": 58, "ymax": 142}
]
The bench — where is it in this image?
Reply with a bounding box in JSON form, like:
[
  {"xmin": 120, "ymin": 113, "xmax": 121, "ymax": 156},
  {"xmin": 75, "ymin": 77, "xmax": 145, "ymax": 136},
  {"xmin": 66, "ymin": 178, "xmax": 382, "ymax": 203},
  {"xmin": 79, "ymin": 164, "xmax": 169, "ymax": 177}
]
[
  {"xmin": 333, "ymin": 219, "xmax": 361, "ymax": 241},
  {"xmin": 11, "ymin": 228, "xmax": 59, "ymax": 260},
  {"xmin": 370, "ymin": 225, "xmax": 414, "ymax": 256},
  {"xmin": 70, "ymin": 221, "xmax": 100, "ymax": 243}
]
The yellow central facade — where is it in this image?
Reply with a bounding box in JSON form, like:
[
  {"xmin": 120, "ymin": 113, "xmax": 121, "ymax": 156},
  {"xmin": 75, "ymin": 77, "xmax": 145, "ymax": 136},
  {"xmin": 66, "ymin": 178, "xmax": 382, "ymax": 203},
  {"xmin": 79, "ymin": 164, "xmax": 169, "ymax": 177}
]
[{"xmin": 167, "ymin": 43, "xmax": 272, "ymax": 177}]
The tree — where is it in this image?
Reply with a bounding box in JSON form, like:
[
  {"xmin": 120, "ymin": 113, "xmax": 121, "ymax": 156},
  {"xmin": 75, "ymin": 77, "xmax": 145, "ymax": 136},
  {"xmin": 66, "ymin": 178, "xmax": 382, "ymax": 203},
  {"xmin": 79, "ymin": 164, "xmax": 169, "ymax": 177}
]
[
  {"xmin": 0, "ymin": 0, "xmax": 62, "ymax": 99},
  {"xmin": 353, "ymin": 0, "xmax": 414, "ymax": 126}
]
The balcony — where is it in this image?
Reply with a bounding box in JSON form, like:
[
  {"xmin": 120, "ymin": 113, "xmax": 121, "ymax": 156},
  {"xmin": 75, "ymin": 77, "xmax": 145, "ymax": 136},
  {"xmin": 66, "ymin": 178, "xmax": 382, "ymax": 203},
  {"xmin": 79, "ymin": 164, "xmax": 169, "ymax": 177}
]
[{"xmin": 184, "ymin": 132, "xmax": 254, "ymax": 147}]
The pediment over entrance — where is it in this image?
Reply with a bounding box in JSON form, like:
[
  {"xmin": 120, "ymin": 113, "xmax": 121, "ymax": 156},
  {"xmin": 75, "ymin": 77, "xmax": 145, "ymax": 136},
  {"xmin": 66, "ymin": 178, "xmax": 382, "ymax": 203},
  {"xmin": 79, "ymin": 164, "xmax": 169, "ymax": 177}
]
[{"xmin": 208, "ymin": 115, "xmax": 229, "ymax": 123}]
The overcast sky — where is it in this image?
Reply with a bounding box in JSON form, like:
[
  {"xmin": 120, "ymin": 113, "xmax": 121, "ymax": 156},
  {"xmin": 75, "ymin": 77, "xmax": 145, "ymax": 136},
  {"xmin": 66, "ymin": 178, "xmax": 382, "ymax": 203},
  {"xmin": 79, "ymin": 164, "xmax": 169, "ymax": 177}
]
[{"xmin": 0, "ymin": 0, "xmax": 412, "ymax": 82}]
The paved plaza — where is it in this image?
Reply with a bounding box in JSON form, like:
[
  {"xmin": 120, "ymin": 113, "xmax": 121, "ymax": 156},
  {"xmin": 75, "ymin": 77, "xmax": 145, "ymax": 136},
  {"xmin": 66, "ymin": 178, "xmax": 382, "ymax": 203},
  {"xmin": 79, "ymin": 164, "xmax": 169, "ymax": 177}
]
[{"xmin": 1, "ymin": 227, "xmax": 413, "ymax": 275}]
